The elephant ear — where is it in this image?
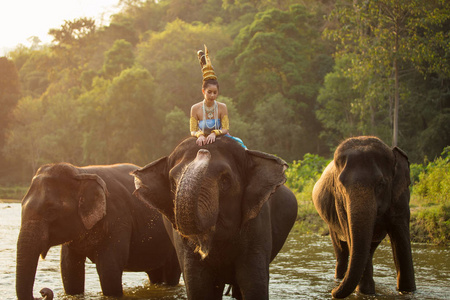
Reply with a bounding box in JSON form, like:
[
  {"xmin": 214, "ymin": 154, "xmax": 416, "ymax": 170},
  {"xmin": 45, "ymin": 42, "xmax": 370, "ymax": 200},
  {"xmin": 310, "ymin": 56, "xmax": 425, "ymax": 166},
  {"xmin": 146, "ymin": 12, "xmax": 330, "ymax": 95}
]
[
  {"xmin": 132, "ymin": 157, "xmax": 175, "ymax": 224},
  {"xmin": 75, "ymin": 173, "xmax": 107, "ymax": 230},
  {"xmin": 392, "ymin": 147, "xmax": 411, "ymax": 204},
  {"xmin": 242, "ymin": 150, "xmax": 288, "ymax": 224}
]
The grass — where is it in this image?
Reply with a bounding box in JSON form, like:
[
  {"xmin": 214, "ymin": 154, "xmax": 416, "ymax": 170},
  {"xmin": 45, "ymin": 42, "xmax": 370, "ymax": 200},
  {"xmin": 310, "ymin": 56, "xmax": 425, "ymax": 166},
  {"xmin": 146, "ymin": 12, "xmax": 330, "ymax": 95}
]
[{"xmin": 0, "ymin": 186, "xmax": 27, "ymax": 201}]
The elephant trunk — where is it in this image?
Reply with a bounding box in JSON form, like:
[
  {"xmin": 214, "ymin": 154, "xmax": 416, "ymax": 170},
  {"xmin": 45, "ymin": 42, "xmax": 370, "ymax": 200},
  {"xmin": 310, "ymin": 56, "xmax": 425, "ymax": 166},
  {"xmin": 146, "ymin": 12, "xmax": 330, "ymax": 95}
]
[
  {"xmin": 332, "ymin": 188, "xmax": 377, "ymax": 299},
  {"xmin": 16, "ymin": 221, "xmax": 50, "ymax": 300},
  {"xmin": 175, "ymin": 149, "xmax": 218, "ymax": 236}
]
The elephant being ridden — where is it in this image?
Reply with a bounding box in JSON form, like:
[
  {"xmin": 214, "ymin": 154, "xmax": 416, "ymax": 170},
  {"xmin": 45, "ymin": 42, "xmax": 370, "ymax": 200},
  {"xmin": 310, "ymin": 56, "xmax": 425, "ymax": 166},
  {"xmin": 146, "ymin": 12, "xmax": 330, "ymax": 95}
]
[
  {"xmin": 312, "ymin": 136, "xmax": 416, "ymax": 298},
  {"xmin": 16, "ymin": 163, "xmax": 181, "ymax": 300},
  {"xmin": 132, "ymin": 137, "xmax": 298, "ymax": 300}
]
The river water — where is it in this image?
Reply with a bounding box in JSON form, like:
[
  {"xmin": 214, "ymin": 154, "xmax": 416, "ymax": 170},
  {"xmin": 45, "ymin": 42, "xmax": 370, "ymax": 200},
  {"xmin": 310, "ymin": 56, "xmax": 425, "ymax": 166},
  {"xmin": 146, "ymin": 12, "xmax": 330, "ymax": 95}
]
[{"xmin": 1, "ymin": 202, "xmax": 449, "ymax": 299}]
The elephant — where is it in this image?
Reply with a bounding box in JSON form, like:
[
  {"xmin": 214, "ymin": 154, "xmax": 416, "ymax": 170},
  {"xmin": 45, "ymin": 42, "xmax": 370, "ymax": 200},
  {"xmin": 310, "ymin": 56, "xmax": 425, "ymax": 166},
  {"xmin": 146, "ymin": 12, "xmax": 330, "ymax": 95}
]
[
  {"xmin": 16, "ymin": 163, "xmax": 181, "ymax": 300},
  {"xmin": 132, "ymin": 137, "xmax": 298, "ymax": 300},
  {"xmin": 312, "ymin": 136, "xmax": 416, "ymax": 298}
]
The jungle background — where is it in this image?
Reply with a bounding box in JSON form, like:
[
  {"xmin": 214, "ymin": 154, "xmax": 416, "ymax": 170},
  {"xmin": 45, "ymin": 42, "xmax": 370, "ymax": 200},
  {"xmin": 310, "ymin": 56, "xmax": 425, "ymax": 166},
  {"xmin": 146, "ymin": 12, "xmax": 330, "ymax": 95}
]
[{"xmin": 1, "ymin": 0, "xmax": 449, "ymax": 244}]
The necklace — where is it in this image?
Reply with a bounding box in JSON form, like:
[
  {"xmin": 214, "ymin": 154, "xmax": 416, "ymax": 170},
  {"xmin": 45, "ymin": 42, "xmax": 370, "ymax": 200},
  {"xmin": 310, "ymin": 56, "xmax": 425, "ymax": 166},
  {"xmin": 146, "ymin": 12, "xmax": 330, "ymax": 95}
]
[
  {"xmin": 201, "ymin": 100, "xmax": 219, "ymax": 130},
  {"xmin": 203, "ymin": 101, "xmax": 216, "ymax": 119}
]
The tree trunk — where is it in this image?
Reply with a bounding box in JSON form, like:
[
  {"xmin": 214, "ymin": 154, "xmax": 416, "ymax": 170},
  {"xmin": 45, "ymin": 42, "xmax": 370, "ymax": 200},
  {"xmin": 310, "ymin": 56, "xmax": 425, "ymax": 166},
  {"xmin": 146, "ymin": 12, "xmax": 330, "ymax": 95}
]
[{"xmin": 393, "ymin": 56, "xmax": 399, "ymax": 147}]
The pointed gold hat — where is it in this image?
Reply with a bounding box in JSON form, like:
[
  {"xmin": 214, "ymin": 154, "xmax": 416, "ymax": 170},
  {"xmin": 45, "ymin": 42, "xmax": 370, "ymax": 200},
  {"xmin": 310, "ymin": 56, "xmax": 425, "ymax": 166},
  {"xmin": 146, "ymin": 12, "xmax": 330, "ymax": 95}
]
[{"xmin": 197, "ymin": 44, "xmax": 217, "ymax": 82}]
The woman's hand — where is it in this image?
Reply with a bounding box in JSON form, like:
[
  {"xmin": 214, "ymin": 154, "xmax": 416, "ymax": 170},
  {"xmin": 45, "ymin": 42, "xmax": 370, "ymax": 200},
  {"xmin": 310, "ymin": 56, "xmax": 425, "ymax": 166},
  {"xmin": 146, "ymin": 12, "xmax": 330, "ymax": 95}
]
[
  {"xmin": 196, "ymin": 135, "xmax": 206, "ymax": 146},
  {"xmin": 205, "ymin": 132, "xmax": 216, "ymax": 144},
  {"xmin": 196, "ymin": 133, "xmax": 216, "ymax": 146}
]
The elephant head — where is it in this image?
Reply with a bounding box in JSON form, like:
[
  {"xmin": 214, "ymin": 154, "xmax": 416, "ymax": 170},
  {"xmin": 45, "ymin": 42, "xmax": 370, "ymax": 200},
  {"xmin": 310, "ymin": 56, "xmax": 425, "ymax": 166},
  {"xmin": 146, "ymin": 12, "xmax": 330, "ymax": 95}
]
[
  {"xmin": 133, "ymin": 137, "xmax": 287, "ymax": 259},
  {"xmin": 313, "ymin": 136, "xmax": 415, "ymax": 298},
  {"xmin": 16, "ymin": 163, "xmax": 107, "ymax": 300}
]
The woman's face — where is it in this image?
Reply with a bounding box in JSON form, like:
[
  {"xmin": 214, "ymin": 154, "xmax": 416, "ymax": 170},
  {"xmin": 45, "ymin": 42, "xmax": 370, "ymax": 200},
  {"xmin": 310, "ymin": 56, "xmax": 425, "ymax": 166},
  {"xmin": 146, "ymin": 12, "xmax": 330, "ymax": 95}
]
[{"xmin": 202, "ymin": 84, "xmax": 219, "ymax": 102}]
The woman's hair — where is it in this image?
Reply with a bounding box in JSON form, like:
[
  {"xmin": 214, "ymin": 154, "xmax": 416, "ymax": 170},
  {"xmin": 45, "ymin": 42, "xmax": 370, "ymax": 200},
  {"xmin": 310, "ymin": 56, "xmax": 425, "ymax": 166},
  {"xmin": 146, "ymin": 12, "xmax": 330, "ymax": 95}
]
[{"xmin": 203, "ymin": 79, "xmax": 219, "ymax": 90}]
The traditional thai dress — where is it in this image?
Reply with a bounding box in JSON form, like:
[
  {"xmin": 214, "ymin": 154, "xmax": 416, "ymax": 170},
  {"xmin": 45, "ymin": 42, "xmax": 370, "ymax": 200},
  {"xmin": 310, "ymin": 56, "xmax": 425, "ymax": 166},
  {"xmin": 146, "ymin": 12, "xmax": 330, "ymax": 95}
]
[{"xmin": 191, "ymin": 100, "xmax": 247, "ymax": 149}]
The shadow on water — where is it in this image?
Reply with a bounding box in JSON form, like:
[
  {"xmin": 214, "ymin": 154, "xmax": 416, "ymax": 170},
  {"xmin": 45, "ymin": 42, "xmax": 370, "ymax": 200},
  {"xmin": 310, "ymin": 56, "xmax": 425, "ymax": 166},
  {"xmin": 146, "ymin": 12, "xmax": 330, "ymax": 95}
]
[{"xmin": 1, "ymin": 203, "xmax": 449, "ymax": 299}]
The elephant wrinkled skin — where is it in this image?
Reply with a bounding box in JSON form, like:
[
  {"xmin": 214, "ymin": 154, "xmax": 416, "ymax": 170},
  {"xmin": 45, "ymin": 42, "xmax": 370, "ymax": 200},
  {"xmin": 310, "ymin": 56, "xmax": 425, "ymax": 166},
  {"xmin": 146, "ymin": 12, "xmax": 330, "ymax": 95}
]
[
  {"xmin": 312, "ymin": 136, "xmax": 416, "ymax": 298},
  {"xmin": 16, "ymin": 163, "xmax": 180, "ymax": 300},
  {"xmin": 133, "ymin": 137, "xmax": 298, "ymax": 300}
]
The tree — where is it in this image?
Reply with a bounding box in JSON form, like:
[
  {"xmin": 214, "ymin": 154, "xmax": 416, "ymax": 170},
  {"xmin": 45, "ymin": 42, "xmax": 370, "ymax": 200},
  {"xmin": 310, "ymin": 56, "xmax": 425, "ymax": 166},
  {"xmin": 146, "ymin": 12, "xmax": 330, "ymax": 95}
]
[
  {"xmin": 249, "ymin": 93, "xmax": 303, "ymax": 161},
  {"xmin": 79, "ymin": 67, "xmax": 160, "ymax": 165},
  {"xmin": 102, "ymin": 39, "xmax": 135, "ymax": 78},
  {"xmin": 324, "ymin": 0, "xmax": 450, "ymax": 147},
  {"xmin": 317, "ymin": 54, "xmax": 392, "ymax": 147},
  {"xmin": 15, "ymin": 49, "xmax": 52, "ymax": 98},
  {"xmin": 0, "ymin": 57, "xmax": 21, "ymax": 149},
  {"xmin": 49, "ymin": 18, "xmax": 98, "ymax": 68},
  {"xmin": 4, "ymin": 97, "xmax": 46, "ymax": 175},
  {"xmin": 0, "ymin": 57, "xmax": 22, "ymax": 181},
  {"xmin": 136, "ymin": 19, "xmax": 232, "ymax": 114},
  {"xmin": 220, "ymin": 4, "xmax": 333, "ymax": 156},
  {"xmin": 162, "ymin": 106, "xmax": 188, "ymax": 153}
]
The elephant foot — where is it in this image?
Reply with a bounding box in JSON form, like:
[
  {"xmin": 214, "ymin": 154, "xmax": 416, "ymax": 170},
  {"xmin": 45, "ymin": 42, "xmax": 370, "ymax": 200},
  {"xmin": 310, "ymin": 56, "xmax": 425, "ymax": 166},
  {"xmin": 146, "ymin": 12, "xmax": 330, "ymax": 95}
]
[
  {"xmin": 356, "ymin": 281, "xmax": 375, "ymax": 295},
  {"xmin": 398, "ymin": 278, "xmax": 416, "ymax": 293}
]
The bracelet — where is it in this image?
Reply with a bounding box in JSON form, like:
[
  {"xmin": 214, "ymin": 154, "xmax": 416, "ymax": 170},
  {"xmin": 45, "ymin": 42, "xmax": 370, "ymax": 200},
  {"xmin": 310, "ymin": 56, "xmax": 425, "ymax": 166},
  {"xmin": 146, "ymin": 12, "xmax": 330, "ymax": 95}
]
[
  {"xmin": 212, "ymin": 129, "xmax": 223, "ymax": 136},
  {"xmin": 195, "ymin": 131, "xmax": 205, "ymax": 138}
]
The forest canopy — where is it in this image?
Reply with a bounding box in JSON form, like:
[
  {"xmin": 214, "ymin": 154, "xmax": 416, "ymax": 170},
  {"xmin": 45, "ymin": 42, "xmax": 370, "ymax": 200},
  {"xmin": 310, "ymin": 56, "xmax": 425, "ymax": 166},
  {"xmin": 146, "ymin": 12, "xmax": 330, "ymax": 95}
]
[{"xmin": 1, "ymin": 0, "xmax": 449, "ymax": 184}]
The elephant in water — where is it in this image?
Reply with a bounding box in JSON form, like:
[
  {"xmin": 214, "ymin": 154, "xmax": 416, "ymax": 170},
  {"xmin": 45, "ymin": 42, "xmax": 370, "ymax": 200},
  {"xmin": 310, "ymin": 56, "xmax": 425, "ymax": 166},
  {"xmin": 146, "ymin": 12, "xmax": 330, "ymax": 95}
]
[
  {"xmin": 16, "ymin": 163, "xmax": 181, "ymax": 300},
  {"xmin": 312, "ymin": 136, "xmax": 416, "ymax": 298},
  {"xmin": 132, "ymin": 137, "xmax": 298, "ymax": 300}
]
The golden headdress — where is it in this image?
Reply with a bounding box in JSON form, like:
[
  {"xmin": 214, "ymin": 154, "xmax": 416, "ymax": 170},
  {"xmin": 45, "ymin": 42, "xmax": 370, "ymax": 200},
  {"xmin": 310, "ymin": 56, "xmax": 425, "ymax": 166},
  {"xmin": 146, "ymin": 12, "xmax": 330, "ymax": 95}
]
[{"xmin": 197, "ymin": 45, "xmax": 217, "ymax": 82}]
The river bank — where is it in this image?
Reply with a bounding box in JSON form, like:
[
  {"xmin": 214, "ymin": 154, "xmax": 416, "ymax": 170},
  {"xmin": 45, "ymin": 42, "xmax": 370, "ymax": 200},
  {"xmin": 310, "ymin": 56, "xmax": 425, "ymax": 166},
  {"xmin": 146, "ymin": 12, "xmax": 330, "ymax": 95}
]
[
  {"xmin": 3, "ymin": 192, "xmax": 446, "ymax": 246},
  {"xmin": 1, "ymin": 201, "xmax": 449, "ymax": 299}
]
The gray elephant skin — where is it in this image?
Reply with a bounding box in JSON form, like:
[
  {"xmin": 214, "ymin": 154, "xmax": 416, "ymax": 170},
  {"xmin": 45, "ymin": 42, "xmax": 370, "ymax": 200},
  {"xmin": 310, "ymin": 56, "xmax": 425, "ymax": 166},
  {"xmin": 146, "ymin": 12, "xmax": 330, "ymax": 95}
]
[
  {"xmin": 16, "ymin": 163, "xmax": 181, "ymax": 300},
  {"xmin": 132, "ymin": 137, "xmax": 298, "ymax": 300},
  {"xmin": 312, "ymin": 136, "xmax": 416, "ymax": 298}
]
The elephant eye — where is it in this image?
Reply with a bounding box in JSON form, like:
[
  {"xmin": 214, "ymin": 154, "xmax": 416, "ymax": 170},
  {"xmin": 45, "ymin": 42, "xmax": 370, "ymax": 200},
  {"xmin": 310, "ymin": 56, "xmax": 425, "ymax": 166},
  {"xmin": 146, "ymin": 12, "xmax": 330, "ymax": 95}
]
[
  {"xmin": 375, "ymin": 179, "xmax": 386, "ymax": 195},
  {"xmin": 220, "ymin": 174, "xmax": 231, "ymax": 191}
]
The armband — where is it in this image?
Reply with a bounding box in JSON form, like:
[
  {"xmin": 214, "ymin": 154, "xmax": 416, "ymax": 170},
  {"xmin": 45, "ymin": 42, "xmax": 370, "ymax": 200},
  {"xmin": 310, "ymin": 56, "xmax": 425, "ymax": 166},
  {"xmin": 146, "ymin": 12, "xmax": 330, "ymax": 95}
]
[
  {"xmin": 221, "ymin": 115, "xmax": 229, "ymax": 131},
  {"xmin": 190, "ymin": 117, "xmax": 199, "ymax": 132},
  {"xmin": 212, "ymin": 129, "xmax": 224, "ymax": 136}
]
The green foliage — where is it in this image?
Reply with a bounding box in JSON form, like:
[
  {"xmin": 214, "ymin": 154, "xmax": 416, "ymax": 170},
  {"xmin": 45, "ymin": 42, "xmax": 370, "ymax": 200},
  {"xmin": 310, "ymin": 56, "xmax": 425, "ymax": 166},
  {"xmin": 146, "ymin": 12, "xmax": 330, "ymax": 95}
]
[
  {"xmin": 102, "ymin": 39, "xmax": 135, "ymax": 78},
  {"xmin": 0, "ymin": 57, "xmax": 21, "ymax": 147},
  {"xmin": 410, "ymin": 204, "xmax": 450, "ymax": 245},
  {"xmin": 4, "ymin": 96, "xmax": 47, "ymax": 173},
  {"xmin": 323, "ymin": 0, "xmax": 450, "ymax": 156},
  {"xmin": 1, "ymin": 0, "xmax": 448, "ymax": 190},
  {"xmin": 223, "ymin": 4, "xmax": 332, "ymax": 157},
  {"xmin": 248, "ymin": 93, "xmax": 303, "ymax": 161},
  {"xmin": 162, "ymin": 106, "xmax": 189, "ymax": 153},
  {"xmin": 412, "ymin": 147, "xmax": 450, "ymax": 206},
  {"xmin": 285, "ymin": 153, "xmax": 330, "ymax": 233},
  {"xmin": 286, "ymin": 153, "xmax": 330, "ymax": 194},
  {"xmin": 410, "ymin": 146, "xmax": 450, "ymax": 244},
  {"xmin": 136, "ymin": 19, "xmax": 232, "ymax": 114}
]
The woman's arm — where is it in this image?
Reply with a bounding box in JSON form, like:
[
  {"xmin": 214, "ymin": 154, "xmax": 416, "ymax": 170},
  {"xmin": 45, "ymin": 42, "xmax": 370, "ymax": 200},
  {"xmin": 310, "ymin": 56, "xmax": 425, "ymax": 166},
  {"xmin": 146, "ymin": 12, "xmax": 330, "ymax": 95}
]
[
  {"xmin": 190, "ymin": 104, "xmax": 207, "ymax": 145},
  {"xmin": 190, "ymin": 104, "xmax": 204, "ymax": 137},
  {"xmin": 212, "ymin": 102, "xmax": 229, "ymax": 136}
]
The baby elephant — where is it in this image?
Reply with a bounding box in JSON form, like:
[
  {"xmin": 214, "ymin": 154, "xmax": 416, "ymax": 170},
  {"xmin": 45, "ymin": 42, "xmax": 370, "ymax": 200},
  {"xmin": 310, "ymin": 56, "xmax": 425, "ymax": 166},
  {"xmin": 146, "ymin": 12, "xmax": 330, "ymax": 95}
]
[
  {"xmin": 313, "ymin": 136, "xmax": 416, "ymax": 298},
  {"xmin": 16, "ymin": 163, "xmax": 180, "ymax": 300}
]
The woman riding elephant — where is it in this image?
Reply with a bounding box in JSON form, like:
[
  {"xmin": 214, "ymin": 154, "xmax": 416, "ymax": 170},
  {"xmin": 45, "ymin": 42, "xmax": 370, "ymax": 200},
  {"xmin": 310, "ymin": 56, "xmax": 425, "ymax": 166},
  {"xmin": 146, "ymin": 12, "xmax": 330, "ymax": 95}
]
[
  {"xmin": 312, "ymin": 136, "xmax": 416, "ymax": 298},
  {"xmin": 190, "ymin": 45, "xmax": 246, "ymax": 148},
  {"xmin": 132, "ymin": 137, "xmax": 297, "ymax": 300},
  {"xmin": 16, "ymin": 163, "xmax": 180, "ymax": 300}
]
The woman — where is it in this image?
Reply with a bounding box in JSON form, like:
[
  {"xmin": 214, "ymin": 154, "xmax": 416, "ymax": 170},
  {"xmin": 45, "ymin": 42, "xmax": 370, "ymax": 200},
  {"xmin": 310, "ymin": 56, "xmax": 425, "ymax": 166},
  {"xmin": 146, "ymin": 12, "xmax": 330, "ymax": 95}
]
[{"xmin": 190, "ymin": 45, "xmax": 246, "ymax": 148}]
